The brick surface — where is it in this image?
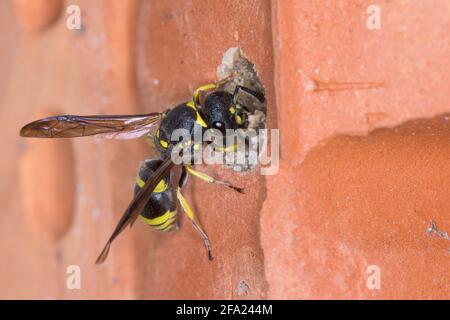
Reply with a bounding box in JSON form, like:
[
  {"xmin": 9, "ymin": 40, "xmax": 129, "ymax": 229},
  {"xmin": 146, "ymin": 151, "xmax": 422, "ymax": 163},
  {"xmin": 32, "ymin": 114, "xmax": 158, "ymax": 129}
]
[{"xmin": 1, "ymin": 0, "xmax": 449, "ymax": 299}]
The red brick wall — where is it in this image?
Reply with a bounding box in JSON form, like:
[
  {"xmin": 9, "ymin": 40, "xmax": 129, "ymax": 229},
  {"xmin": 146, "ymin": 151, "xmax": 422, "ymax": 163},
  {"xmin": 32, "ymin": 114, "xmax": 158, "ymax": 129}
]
[{"xmin": 1, "ymin": 0, "xmax": 449, "ymax": 299}]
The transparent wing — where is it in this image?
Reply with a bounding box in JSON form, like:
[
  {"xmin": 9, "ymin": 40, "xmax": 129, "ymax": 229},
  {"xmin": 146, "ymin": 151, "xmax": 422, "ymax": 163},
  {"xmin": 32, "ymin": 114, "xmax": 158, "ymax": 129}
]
[
  {"xmin": 95, "ymin": 156, "xmax": 175, "ymax": 264},
  {"xmin": 20, "ymin": 113, "xmax": 162, "ymax": 140}
]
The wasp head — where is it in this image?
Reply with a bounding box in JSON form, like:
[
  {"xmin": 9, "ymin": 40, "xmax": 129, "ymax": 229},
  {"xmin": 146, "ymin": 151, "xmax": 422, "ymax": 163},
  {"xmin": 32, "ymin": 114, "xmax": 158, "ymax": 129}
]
[{"xmin": 201, "ymin": 91, "xmax": 241, "ymax": 134}]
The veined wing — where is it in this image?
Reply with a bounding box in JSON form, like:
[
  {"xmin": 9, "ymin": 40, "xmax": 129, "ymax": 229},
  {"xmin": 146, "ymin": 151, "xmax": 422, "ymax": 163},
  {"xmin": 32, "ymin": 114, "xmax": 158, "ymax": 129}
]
[
  {"xmin": 95, "ymin": 156, "xmax": 175, "ymax": 264},
  {"xmin": 20, "ymin": 113, "xmax": 162, "ymax": 140}
]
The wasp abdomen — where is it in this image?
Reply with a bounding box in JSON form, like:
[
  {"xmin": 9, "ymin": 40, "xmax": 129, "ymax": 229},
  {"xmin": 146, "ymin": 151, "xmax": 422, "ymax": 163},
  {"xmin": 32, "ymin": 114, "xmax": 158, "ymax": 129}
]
[{"xmin": 134, "ymin": 159, "xmax": 178, "ymax": 232}]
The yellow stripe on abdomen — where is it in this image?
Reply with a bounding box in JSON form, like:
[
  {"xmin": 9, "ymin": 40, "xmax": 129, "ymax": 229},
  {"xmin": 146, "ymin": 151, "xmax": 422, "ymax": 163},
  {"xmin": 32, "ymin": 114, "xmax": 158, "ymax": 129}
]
[
  {"xmin": 140, "ymin": 210, "xmax": 177, "ymax": 230},
  {"xmin": 153, "ymin": 217, "xmax": 176, "ymax": 231},
  {"xmin": 136, "ymin": 177, "xmax": 168, "ymax": 193}
]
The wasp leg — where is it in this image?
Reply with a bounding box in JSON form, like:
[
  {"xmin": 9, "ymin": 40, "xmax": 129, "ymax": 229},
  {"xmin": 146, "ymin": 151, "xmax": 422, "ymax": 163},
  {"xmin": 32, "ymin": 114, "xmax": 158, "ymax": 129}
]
[
  {"xmin": 232, "ymin": 85, "xmax": 266, "ymax": 105},
  {"xmin": 177, "ymin": 166, "xmax": 213, "ymax": 260},
  {"xmin": 185, "ymin": 165, "xmax": 244, "ymax": 193},
  {"xmin": 192, "ymin": 78, "xmax": 230, "ymax": 107}
]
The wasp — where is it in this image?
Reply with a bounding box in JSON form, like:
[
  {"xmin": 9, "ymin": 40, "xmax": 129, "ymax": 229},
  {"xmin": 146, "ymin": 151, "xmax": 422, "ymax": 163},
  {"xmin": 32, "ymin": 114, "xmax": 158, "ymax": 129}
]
[{"xmin": 20, "ymin": 80, "xmax": 265, "ymax": 264}]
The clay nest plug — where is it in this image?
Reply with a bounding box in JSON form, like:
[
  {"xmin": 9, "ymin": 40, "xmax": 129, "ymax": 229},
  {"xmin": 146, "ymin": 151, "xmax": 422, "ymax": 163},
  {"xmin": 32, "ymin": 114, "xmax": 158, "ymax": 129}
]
[{"xmin": 216, "ymin": 48, "xmax": 267, "ymax": 172}]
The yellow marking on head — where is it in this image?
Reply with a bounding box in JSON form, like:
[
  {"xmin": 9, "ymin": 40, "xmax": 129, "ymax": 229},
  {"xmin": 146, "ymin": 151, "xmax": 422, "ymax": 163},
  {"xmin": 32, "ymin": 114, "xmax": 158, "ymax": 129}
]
[
  {"xmin": 229, "ymin": 106, "xmax": 236, "ymax": 114},
  {"xmin": 156, "ymin": 129, "xmax": 160, "ymax": 138},
  {"xmin": 136, "ymin": 177, "xmax": 168, "ymax": 193},
  {"xmin": 159, "ymin": 139, "xmax": 169, "ymax": 148},
  {"xmin": 176, "ymin": 188, "xmax": 195, "ymax": 220},
  {"xmin": 235, "ymin": 115, "xmax": 242, "ymax": 125},
  {"xmin": 186, "ymin": 101, "xmax": 207, "ymax": 127},
  {"xmin": 140, "ymin": 210, "xmax": 177, "ymax": 226}
]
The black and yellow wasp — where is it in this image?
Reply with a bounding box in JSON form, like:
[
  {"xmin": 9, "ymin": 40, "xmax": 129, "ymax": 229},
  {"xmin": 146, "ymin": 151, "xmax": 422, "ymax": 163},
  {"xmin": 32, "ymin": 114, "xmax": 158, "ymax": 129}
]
[{"xmin": 20, "ymin": 80, "xmax": 265, "ymax": 264}]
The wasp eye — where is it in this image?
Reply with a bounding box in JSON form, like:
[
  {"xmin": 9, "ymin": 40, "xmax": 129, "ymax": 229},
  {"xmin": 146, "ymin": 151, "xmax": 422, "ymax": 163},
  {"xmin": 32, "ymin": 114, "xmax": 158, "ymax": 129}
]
[{"xmin": 213, "ymin": 121, "xmax": 225, "ymax": 129}]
